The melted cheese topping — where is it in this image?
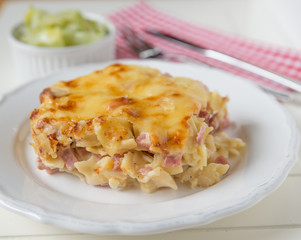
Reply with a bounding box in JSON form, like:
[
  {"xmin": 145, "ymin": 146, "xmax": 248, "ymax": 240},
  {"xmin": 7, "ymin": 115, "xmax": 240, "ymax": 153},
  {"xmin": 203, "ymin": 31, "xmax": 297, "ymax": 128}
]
[{"xmin": 36, "ymin": 64, "xmax": 210, "ymax": 153}]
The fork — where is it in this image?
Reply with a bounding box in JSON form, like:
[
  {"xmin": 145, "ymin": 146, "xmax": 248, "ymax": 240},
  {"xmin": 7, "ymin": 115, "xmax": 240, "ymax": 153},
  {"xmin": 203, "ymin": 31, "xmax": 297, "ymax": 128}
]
[
  {"xmin": 121, "ymin": 26, "xmax": 201, "ymax": 63},
  {"xmin": 120, "ymin": 26, "xmax": 300, "ymax": 103}
]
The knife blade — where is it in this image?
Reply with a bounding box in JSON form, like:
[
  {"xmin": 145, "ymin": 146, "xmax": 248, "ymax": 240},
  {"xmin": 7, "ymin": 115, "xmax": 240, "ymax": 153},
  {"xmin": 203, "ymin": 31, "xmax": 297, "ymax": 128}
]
[{"xmin": 145, "ymin": 29, "xmax": 301, "ymax": 93}]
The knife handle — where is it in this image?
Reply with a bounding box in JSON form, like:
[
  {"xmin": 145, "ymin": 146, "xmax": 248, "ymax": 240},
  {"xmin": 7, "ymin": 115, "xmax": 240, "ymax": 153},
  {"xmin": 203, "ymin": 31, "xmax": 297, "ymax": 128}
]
[{"xmin": 206, "ymin": 50, "xmax": 301, "ymax": 93}]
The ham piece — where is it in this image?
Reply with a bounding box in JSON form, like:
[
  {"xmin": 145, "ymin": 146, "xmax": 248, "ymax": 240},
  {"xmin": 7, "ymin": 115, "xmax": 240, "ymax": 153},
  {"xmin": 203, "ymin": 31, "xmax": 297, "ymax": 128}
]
[
  {"xmin": 198, "ymin": 110, "xmax": 210, "ymax": 124},
  {"xmin": 37, "ymin": 157, "xmax": 59, "ymax": 174},
  {"xmin": 136, "ymin": 132, "xmax": 151, "ymax": 150},
  {"xmin": 138, "ymin": 166, "xmax": 152, "ymax": 175},
  {"xmin": 215, "ymin": 156, "xmax": 229, "ymax": 165},
  {"xmin": 209, "ymin": 113, "xmax": 219, "ymax": 131},
  {"xmin": 199, "ymin": 109, "xmax": 232, "ymax": 133},
  {"xmin": 75, "ymin": 147, "xmax": 90, "ymax": 158},
  {"xmin": 57, "ymin": 147, "xmax": 79, "ymax": 171},
  {"xmin": 162, "ymin": 153, "xmax": 183, "ymax": 168},
  {"xmin": 162, "ymin": 72, "xmax": 172, "ymax": 77},
  {"xmin": 112, "ymin": 153, "xmax": 124, "ymax": 171},
  {"xmin": 196, "ymin": 126, "xmax": 206, "ymax": 145}
]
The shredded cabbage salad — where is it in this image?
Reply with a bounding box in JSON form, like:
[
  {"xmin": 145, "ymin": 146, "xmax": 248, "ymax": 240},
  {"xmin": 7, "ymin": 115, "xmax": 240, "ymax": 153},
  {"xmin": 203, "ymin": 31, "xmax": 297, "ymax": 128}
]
[{"xmin": 15, "ymin": 6, "xmax": 109, "ymax": 47}]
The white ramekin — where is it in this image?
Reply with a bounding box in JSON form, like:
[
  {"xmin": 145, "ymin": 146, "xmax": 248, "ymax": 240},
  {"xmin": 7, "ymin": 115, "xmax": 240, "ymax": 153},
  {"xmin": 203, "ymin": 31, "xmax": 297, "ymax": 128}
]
[{"xmin": 8, "ymin": 13, "xmax": 116, "ymax": 82}]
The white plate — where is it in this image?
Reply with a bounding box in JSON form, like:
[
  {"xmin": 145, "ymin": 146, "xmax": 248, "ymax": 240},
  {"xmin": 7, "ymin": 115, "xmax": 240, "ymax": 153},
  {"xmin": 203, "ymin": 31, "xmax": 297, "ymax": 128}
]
[{"xmin": 0, "ymin": 59, "xmax": 299, "ymax": 235}]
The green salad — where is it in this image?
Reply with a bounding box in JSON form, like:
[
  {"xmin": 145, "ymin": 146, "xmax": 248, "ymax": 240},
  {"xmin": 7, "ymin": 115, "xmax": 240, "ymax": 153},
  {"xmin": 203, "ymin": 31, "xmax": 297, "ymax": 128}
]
[{"xmin": 15, "ymin": 6, "xmax": 109, "ymax": 47}]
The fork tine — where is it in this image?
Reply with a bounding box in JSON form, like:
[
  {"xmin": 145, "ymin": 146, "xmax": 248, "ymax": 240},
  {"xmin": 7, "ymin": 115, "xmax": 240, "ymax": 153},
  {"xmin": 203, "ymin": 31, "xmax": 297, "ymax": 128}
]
[
  {"xmin": 120, "ymin": 25, "xmax": 163, "ymax": 58},
  {"xmin": 121, "ymin": 26, "xmax": 143, "ymax": 51},
  {"xmin": 120, "ymin": 26, "xmax": 154, "ymax": 53},
  {"xmin": 120, "ymin": 27, "xmax": 139, "ymax": 53}
]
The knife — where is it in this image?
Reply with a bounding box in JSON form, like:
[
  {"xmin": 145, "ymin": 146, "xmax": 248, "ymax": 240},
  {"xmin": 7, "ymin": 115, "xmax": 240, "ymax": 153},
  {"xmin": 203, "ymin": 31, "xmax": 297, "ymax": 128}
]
[{"xmin": 145, "ymin": 29, "xmax": 301, "ymax": 93}]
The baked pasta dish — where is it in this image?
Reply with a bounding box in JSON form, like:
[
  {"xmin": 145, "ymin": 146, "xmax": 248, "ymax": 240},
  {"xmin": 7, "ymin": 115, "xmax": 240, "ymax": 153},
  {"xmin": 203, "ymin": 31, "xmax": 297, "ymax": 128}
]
[{"xmin": 30, "ymin": 64, "xmax": 245, "ymax": 193}]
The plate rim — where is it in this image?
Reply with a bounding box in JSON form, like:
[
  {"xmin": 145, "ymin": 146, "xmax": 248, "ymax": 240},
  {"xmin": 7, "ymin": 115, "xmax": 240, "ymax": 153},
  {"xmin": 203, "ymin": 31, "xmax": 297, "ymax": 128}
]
[{"xmin": 0, "ymin": 59, "xmax": 299, "ymax": 235}]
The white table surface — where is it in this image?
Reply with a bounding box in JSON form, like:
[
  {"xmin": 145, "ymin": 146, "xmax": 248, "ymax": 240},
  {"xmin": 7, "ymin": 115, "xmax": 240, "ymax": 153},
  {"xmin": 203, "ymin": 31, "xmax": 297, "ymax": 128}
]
[{"xmin": 0, "ymin": 0, "xmax": 301, "ymax": 239}]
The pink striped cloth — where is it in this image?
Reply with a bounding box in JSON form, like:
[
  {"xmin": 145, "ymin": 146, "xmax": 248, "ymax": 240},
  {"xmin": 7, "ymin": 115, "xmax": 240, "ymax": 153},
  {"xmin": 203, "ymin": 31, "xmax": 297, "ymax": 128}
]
[{"xmin": 109, "ymin": 2, "xmax": 301, "ymax": 89}]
